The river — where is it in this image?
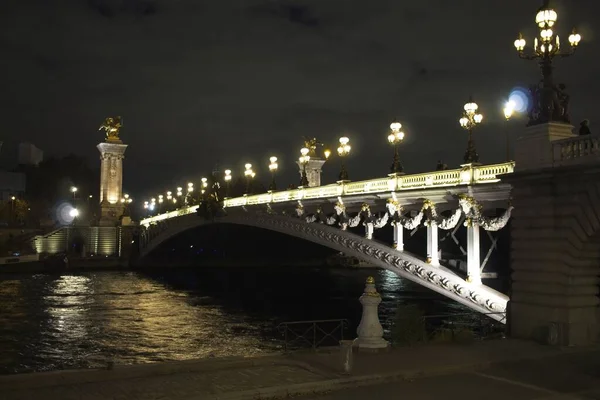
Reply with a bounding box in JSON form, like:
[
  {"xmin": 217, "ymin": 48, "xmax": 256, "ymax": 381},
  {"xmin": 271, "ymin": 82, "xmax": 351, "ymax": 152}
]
[{"xmin": 0, "ymin": 266, "xmax": 471, "ymax": 374}]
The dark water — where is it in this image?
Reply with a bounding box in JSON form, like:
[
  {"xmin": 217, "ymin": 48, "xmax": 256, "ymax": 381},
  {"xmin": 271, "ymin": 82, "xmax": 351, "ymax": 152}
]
[{"xmin": 0, "ymin": 267, "xmax": 470, "ymax": 374}]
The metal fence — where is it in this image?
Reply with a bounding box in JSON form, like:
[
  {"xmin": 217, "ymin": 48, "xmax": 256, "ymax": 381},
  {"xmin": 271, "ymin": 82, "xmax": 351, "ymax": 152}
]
[
  {"xmin": 422, "ymin": 312, "xmax": 507, "ymax": 341},
  {"xmin": 276, "ymin": 319, "xmax": 349, "ymax": 352}
]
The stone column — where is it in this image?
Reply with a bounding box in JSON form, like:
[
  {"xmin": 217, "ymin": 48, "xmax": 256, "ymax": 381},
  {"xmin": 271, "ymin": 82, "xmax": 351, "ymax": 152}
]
[
  {"xmin": 393, "ymin": 223, "xmax": 404, "ymax": 251},
  {"xmin": 296, "ymin": 157, "xmax": 327, "ymax": 187},
  {"xmin": 97, "ymin": 139, "xmax": 128, "ymax": 226},
  {"xmin": 466, "ymin": 222, "xmax": 482, "ymax": 284},
  {"xmin": 426, "ymin": 221, "xmax": 439, "ymax": 266},
  {"xmin": 365, "ymin": 223, "xmax": 374, "ymax": 240},
  {"xmin": 356, "ymin": 276, "xmax": 388, "ymax": 350}
]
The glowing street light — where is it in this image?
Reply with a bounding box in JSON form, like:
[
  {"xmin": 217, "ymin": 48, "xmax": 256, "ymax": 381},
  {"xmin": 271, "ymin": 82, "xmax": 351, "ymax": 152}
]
[
  {"xmin": 187, "ymin": 182, "xmax": 194, "ymax": 192},
  {"xmin": 459, "ymin": 97, "xmax": 483, "ymax": 164},
  {"xmin": 324, "ymin": 149, "xmax": 331, "ymax": 160},
  {"xmin": 268, "ymin": 157, "xmax": 278, "ymax": 191},
  {"xmin": 224, "ymin": 169, "xmax": 232, "ymax": 198},
  {"xmin": 166, "ymin": 191, "xmax": 173, "ymax": 200},
  {"xmin": 387, "ymin": 119, "xmax": 405, "ymax": 175},
  {"xmin": 514, "ymin": 2, "xmax": 581, "ymax": 125},
  {"xmin": 337, "ymin": 137, "xmax": 351, "ymax": 181},
  {"xmin": 176, "ymin": 187, "xmax": 183, "ymax": 197},
  {"xmin": 503, "ymin": 100, "xmax": 516, "ymax": 161},
  {"xmin": 69, "ymin": 208, "xmax": 79, "ymax": 218},
  {"xmin": 244, "ymin": 163, "xmax": 255, "ymax": 194},
  {"xmin": 299, "ymin": 148, "xmax": 311, "ymax": 187}
]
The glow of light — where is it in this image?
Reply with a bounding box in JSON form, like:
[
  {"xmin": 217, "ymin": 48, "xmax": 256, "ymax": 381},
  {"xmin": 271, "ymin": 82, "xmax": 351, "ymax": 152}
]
[
  {"xmin": 508, "ymin": 87, "xmax": 529, "ymax": 113},
  {"xmin": 69, "ymin": 208, "xmax": 79, "ymax": 218}
]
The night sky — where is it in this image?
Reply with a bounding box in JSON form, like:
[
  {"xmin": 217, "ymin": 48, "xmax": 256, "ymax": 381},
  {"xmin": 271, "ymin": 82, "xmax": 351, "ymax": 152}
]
[{"xmin": 1, "ymin": 0, "xmax": 598, "ymax": 201}]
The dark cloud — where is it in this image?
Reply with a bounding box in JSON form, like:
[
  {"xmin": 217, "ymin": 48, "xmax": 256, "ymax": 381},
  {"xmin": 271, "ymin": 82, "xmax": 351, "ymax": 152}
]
[{"xmin": 0, "ymin": 0, "xmax": 598, "ymax": 200}]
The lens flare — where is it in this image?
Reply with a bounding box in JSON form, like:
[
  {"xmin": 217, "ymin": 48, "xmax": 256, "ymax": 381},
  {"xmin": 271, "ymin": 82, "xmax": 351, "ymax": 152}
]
[{"xmin": 508, "ymin": 87, "xmax": 529, "ymax": 113}]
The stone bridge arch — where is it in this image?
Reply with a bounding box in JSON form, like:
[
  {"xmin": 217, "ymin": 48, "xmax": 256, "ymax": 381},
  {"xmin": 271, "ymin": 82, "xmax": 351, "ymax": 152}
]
[{"xmin": 138, "ymin": 212, "xmax": 508, "ymax": 322}]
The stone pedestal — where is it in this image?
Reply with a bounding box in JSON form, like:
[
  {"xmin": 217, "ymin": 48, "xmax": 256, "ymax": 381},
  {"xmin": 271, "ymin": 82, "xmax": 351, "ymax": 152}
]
[
  {"xmin": 356, "ymin": 277, "xmax": 389, "ymax": 350},
  {"xmin": 506, "ymin": 165, "xmax": 600, "ymax": 346},
  {"xmin": 296, "ymin": 158, "xmax": 327, "ymax": 187},
  {"xmin": 514, "ymin": 123, "xmax": 575, "ymax": 171},
  {"xmin": 97, "ymin": 139, "xmax": 128, "ymax": 225}
]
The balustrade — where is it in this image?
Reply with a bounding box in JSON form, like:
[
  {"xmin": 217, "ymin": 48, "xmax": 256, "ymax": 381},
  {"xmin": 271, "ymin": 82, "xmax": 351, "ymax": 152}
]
[{"xmin": 553, "ymin": 134, "xmax": 600, "ymax": 166}]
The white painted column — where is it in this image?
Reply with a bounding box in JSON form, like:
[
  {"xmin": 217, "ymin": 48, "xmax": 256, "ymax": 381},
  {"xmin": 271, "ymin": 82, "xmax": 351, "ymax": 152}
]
[
  {"xmin": 466, "ymin": 222, "xmax": 482, "ymax": 284},
  {"xmin": 427, "ymin": 221, "xmax": 439, "ymax": 266},
  {"xmin": 393, "ymin": 223, "xmax": 404, "ymax": 251},
  {"xmin": 365, "ymin": 223, "xmax": 374, "ymax": 239},
  {"xmin": 356, "ymin": 277, "xmax": 388, "ymax": 350}
]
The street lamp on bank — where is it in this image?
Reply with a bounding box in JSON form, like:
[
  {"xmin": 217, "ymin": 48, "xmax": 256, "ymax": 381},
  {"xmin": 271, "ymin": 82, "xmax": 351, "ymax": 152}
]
[
  {"xmin": 503, "ymin": 101, "xmax": 516, "ymax": 161},
  {"xmin": 514, "ymin": 1, "xmax": 581, "ymax": 125},
  {"xmin": 337, "ymin": 137, "xmax": 351, "ymax": 182},
  {"xmin": 268, "ymin": 157, "xmax": 278, "ymax": 191},
  {"xmin": 459, "ymin": 97, "xmax": 483, "ymax": 164},
  {"xmin": 387, "ymin": 120, "xmax": 405, "ymax": 175}
]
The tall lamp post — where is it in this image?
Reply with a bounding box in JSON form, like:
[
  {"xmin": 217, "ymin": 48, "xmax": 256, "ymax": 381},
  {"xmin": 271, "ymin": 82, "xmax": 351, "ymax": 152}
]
[
  {"xmin": 299, "ymin": 148, "xmax": 310, "ymax": 187},
  {"xmin": 244, "ymin": 164, "xmax": 255, "ymax": 194},
  {"xmin": 224, "ymin": 170, "xmax": 232, "ymax": 198},
  {"xmin": 503, "ymin": 101, "xmax": 516, "ymax": 160},
  {"xmin": 337, "ymin": 137, "xmax": 351, "ymax": 181},
  {"xmin": 387, "ymin": 120, "xmax": 405, "ymax": 175},
  {"xmin": 514, "ymin": 1, "xmax": 581, "ymax": 125},
  {"xmin": 459, "ymin": 97, "xmax": 483, "ymax": 164},
  {"xmin": 201, "ymin": 178, "xmax": 208, "ymax": 201},
  {"xmin": 268, "ymin": 157, "xmax": 278, "ymax": 191},
  {"xmin": 186, "ymin": 182, "xmax": 194, "ymax": 205}
]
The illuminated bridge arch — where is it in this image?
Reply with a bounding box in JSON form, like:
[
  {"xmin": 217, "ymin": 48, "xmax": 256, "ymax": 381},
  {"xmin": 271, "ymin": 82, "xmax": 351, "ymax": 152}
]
[{"xmin": 138, "ymin": 212, "xmax": 508, "ymax": 322}]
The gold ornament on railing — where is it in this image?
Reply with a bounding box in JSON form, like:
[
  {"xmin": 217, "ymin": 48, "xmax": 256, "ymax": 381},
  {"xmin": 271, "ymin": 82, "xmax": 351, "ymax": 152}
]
[{"xmin": 99, "ymin": 116, "xmax": 123, "ymax": 141}]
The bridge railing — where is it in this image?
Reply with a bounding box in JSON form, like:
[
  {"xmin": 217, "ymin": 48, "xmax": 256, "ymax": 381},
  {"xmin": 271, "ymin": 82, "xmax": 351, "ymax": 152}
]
[
  {"xmin": 140, "ymin": 162, "xmax": 514, "ymax": 226},
  {"xmin": 224, "ymin": 162, "xmax": 514, "ymax": 208},
  {"xmin": 553, "ymin": 134, "xmax": 600, "ymax": 166}
]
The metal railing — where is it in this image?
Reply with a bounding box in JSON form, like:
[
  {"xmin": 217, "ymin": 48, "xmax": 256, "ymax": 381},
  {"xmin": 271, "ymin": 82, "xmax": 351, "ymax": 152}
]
[
  {"xmin": 422, "ymin": 312, "xmax": 506, "ymax": 341},
  {"xmin": 277, "ymin": 319, "xmax": 349, "ymax": 352}
]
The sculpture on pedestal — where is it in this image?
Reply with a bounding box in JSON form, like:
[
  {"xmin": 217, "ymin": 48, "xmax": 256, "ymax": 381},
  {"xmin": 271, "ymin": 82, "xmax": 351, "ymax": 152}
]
[
  {"xmin": 97, "ymin": 116, "xmax": 128, "ymax": 225},
  {"xmin": 356, "ymin": 276, "xmax": 388, "ymax": 350}
]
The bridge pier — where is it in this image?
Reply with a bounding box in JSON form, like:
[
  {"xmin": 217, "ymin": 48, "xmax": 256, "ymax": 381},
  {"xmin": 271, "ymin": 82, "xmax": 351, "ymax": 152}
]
[
  {"xmin": 426, "ymin": 222, "xmax": 439, "ymax": 266},
  {"xmin": 507, "ymin": 123, "xmax": 600, "ymax": 346},
  {"xmin": 466, "ymin": 223, "xmax": 482, "ymax": 284}
]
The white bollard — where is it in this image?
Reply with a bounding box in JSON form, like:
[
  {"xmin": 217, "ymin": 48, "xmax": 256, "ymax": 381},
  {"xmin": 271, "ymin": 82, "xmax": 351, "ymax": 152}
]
[{"xmin": 356, "ymin": 276, "xmax": 389, "ymax": 350}]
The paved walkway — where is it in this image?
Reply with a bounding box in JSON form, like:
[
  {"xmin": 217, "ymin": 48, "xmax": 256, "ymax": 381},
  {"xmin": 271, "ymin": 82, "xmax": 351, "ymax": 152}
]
[{"xmin": 1, "ymin": 339, "xmax": 598, "ymax": 400}]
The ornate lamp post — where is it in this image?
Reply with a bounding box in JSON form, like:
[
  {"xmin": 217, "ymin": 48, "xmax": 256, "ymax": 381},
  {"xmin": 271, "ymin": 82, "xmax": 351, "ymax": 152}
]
[
  {"xmin": 268, "ymin": 157, "xmax": 278, "ymax": 191},
  {"xmin": 299, "ymin": 148, "xmax": 310, "ymax": 187},
  {"xmin": 176, "ymin": 186, "xmax": 183, "ymax": 198},
  {"xmin": 387, "ymin": 120, "xmax": 405, "ymax": 175},
  {"xmin": 337, "ymin": 137, "xmax": 351, "ymax": 181},
  {"xmin": 459, "ymin": 97, "xmax": 483, "ymax": 164},
  {"xmin": 244, "ymin": 163, "xmax": 255, "ymax": 194},
  {"xmin": 70, "ymin": 186, "xmax": 78, "ymax": 201},
  {"xmin": 186, "ymin": 182, "xmax": 194, "ymax": 205},
  {"xmin": 503, "ymin": 101, "xmax": 516, "ymax": 160},
  {"xmin": 120, "ymin": 193, "xmax": 133, "ymax": 215},
  {"xmin": 158, "ymin": 194, "xmax": 164, "ymax": 213},
  {"xmin": 201, "ymin": 178, "xmax": 208, "ymax": 201},
  {"xmin": 224, "ymin": 169, "xmax": 232, "ymax": 198},
  {"xmin": 514, "ymin": 1, "xmax": 581, "ymax": 125}
]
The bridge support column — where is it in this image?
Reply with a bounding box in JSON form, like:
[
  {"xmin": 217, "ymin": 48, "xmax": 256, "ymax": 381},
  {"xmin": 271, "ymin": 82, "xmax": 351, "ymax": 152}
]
[
  {"xmin": 356, "ymin": 277, "xmax": 388, "ymax": 350},
  {"xmin": 365, "ymin": 223, "xmax": 374, "ymax": 240},
  {"xmin": 466, "ymin": 222, "xmax": 482, "ymax": 284},
  {"xmin": 393, "ymin": 223, "xmax": 404, "ymax": 251},
  {"xmin": 426, "ymin": 222, "xmax": 439, "ymax": 266},
  {"xmin": 506, "ymin": 161, "xmax": 600, "ymax": 346}
]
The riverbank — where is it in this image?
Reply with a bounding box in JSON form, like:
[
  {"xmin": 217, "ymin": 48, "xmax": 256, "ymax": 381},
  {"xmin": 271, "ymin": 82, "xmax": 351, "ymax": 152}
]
[
  {"xmin": 1, "ymin": 339, "xmax": 596, "ymax": 399},
  {"xmin": 0, "ymin": 257, "xmax": 126, "ymax": 273}
]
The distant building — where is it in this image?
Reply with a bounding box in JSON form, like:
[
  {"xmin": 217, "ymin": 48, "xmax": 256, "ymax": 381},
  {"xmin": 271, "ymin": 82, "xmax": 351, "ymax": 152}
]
[
  {"xmin": 0, "ymin": 171, "xmax": 26, "ymax": 201},
  {"xmin": 18, "ymin": 143, "xmax": 43, "ymax": 166}
]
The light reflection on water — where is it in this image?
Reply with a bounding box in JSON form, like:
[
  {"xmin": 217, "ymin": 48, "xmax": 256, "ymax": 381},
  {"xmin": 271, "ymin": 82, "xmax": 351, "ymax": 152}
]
[{"xmin": 0, "ymin": 267, "xmax": 471, "ymax": 374}]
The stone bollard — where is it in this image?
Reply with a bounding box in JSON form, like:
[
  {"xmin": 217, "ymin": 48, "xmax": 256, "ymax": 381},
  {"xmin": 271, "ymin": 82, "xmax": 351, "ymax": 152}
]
[{"xmin": 356, "ymin": 276, "xmax": 389, "ymax": 350}]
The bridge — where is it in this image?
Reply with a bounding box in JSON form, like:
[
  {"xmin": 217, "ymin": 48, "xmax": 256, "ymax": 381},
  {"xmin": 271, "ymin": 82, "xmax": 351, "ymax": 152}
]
[
  {"xmin": 138, "ymin": 162, "xmax": 514, "ymax": 322},
  {"xmin": 28, "ymin": 2, "xmax": 600, "ymax": 346}
]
